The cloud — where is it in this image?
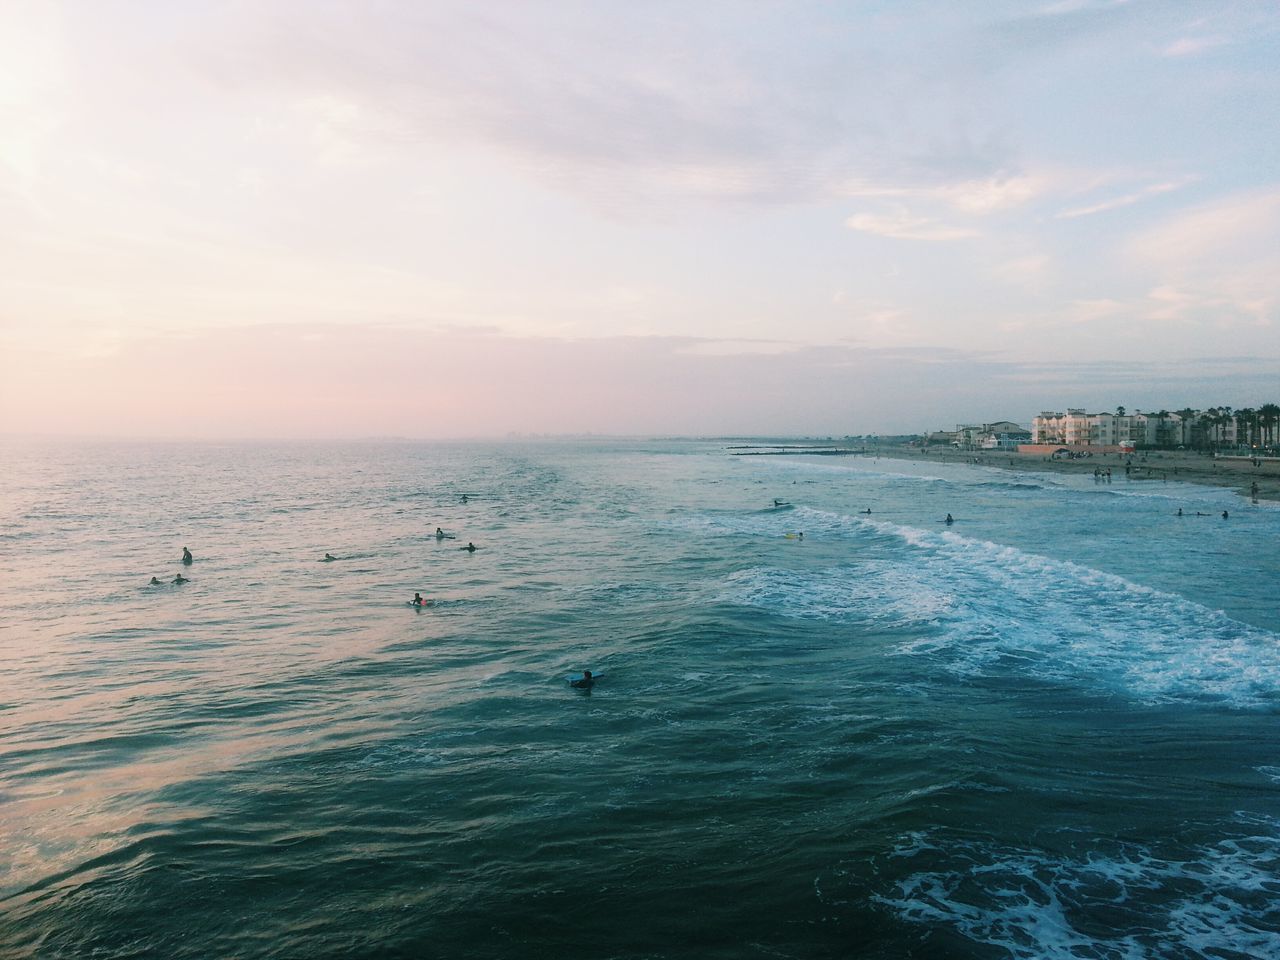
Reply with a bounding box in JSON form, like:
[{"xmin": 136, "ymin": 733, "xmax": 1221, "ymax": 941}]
[
  {"xmin": 846, "ymin": 209, "xmax": 979, "ymax": 241},
  {"xmin": 1162, "ymin": 36, "xmax": 1228, "ymax": 57},
  {"xmin": 1055, "ymin": 177, "xmax": 1195, "ymax": 218},
  {"xmin": 1127, "ymin": 187, "xmax": 1280, "ymax": 265}
]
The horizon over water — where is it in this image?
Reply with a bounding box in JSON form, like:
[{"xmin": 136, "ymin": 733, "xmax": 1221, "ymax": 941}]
[{"xmin": 2, "ymin": 438, "xmax": 1279, "ymax": 959}]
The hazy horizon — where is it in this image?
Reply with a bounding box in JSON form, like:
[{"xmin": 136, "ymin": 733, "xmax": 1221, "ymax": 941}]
[{"xmin": 3, "ymin": 1, "xmax": 1278, "ymax": 440}]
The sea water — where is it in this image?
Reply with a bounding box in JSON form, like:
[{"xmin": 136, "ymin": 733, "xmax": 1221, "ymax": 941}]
[{"xmin": 2, "ymin": 439, "xmax": 1278, "ymax": 959}]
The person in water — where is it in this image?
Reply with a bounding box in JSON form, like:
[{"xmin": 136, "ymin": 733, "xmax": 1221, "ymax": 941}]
[
  {"xmin": 862, "ymin": 508, "xmax": 872, "ymax": 515},
  {"xmin": 1176, "ymin": 508, "xmax": 1184, "ymax": 517},
  {"xmin": 172, "ymin": 574, "xmax": 189, "ymax": 584},
  {"xmin": 150, "ymin": 576, "xmax": 163, "ymax": 585},
  {"xmin": 412, "ymin": 592, "xmax": 426, "ymax": 606},
  {"xmin": 570, "ymin": 670, "xmax": 595, "ymax": 689},
  {"xmin": 461, "ymin": 494, "xmax": 469, "ymax": 503},
  {"xmin": 945, "ymin": 514, "xmax": 954, "ymax": 525},
  {"xmin": 435, "ymin": 528, "xmax": 454, "ymax": 540},
  {"xmin": 181, "ymin": 546, "xmax": 193, "ymax": 564},
  {"xmin": 461, "ymin": 542, "xmax": 477, "ymax": 552},
  {"xmin": 323, "ymin": 553, "xmax": 337, "ymax": 561},
  {"xmin": 1222, "ymin": 510, "xmax": 1229, "ymax": 519}
]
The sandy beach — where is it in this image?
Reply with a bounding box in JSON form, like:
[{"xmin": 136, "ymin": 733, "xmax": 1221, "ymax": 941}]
[{"xmin": 886, "ymin": 444, "xmax": 1280, "ymax": 504}]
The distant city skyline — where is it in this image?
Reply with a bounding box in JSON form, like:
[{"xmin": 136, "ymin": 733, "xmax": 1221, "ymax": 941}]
[{"xmin": 2, "ymin": 1, "xmax": 1278, "ymax": 439}]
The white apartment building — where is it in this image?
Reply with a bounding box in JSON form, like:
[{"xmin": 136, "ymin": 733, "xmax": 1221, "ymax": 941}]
[{"xmin": 1032, "ymin": 410, "xmax": 1176, "ymax": 447}]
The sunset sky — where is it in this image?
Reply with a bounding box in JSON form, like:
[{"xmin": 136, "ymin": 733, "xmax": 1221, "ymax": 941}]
[{"xmin": 2, "ymin": 1, "xmax": 1278, "ymax": 438}]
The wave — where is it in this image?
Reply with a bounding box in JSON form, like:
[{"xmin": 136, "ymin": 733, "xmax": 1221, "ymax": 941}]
[
  {"xmin": 714, "ymin": 509, "xmax": 1280, "ymax": 709},
  {"xmin": 867, "ymin": 819, "xmax": 1280, "ymax": 959}
]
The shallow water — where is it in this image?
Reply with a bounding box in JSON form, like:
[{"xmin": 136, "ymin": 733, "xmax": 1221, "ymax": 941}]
[{"xmin": 2, "ymin": 439, "xmax": 1278, "ymax": 958}]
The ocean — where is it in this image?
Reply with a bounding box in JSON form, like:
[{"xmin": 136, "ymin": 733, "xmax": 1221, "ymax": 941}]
[{"xmin": 2, "ymin": 439, "xmax": 1278, "ymax": 959}]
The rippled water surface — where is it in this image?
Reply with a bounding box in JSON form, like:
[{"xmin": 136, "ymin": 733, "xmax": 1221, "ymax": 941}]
[{"xmin": 2, "ymin": 440, "xmax": 1279, "ymax": 958}]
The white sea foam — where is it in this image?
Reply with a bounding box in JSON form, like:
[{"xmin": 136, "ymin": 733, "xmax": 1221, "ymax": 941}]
[
  {"xmin": 716, "ymin": 509, "xmax": 1280, "ymax": 708},
  {"xmin": 872, "ymin": 820, "xmax": 1280, "ymax": 959}
]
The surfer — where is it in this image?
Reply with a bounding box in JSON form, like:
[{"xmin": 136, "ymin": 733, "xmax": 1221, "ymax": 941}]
[
  {"xmin": 570, "ymin": 670, "xmax": 595, "ymax": 689},
  {"xmin": 172, "ymin": 574, "xmax": 189, "ymax": 584},
  {"xmin": 773, "ymin": 499, "xmax": 788, "ymax": 507},
  {"xmin": 323, "ymin": 553, "xmax": 337, "ymax": 561},
  {"xmin": 181, "ymin": 546, "xmax": 193, "ymax": 565},
  {"xmin": 461, "ymin": 542, "xmax": 477, "ymax": 552},
  {"xmin": 412, "ymin": 592, "xmax": 426, "ymax": 606},
  {"xmin": 435, "ymin": 528, "xmax": 454, "ymax": 540},
  {"xmin": 1176, "ymin": 508, "xmax": 1183, "ymax": 517},
  {"xmin": 945, "ymin": 514, "xmax": 954, "ymax": 525},
  {"xmin": 461, "ymin": 494, "xmax": 469, "ymax": 503},
  {"xmin": 1222, "ymin": 510, "xmax": 1229, "ymax": 520},
  {"xmin": 149, "ymin": 576, "xmax": 163, "ymax": 585},
  {"xmin": 862, "ymin": 508, "xmax": 872, "ymax": 515}
]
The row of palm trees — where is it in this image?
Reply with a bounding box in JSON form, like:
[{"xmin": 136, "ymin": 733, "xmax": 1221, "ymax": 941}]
[{"xmin": 1123, "ymin": 405, "xmax": 1280, "ymax": 452}]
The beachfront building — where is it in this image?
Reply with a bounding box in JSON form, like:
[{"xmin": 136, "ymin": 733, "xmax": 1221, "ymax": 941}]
[
  {"xmin": 1033, "ymin": 410, "xmax": 1169, "ymax": 449},
  {"xmin": 953, "ymin": 421, "xmax": 1031, "ymax": 450},
  {"xmin": 1029, "ymin": 409, "xmax": 1258, "ymax": 451},
  {"xmin": 1032, "ymin": 409, "xmax": 1091, "ymax": 446}
]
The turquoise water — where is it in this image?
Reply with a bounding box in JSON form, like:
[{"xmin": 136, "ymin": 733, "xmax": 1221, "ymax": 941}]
[{"xmin": 2, "ymin": 439, "xmax": 1279, "ymax": 958}]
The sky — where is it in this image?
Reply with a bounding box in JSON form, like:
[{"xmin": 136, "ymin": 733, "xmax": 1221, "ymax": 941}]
[{"xmin": 1, "ymin": 0, "xmax": 1278, "ymax": 439}]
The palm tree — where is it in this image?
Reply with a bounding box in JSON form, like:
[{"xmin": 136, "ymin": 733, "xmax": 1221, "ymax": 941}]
[
  {"xmin": 1176, "ymin": 407, "xmax": 1198, "ymax": 448},
  {"xmin": 1261, "ymin": 403, "xmax": 1280, "ymax": 451},
  {"xmin": 1155, "ymin": 410, "xmax": 1172, "ymax": 449},
  {"xmin": 1198, "ymin": 408, "xmax": 1221, "ymax": 452},
  {"xmin": 1115, "ymin": 405, "xmax": 1126, "ymax": 417},
  {"xmin": 1236, "ymin": 408, "xmax": 1256, "ymax": 449}
]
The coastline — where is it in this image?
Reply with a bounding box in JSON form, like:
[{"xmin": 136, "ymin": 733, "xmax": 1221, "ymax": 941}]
[{"xmin": 880, "ymin": 444, "xmax": 1280, "ymax": 504}]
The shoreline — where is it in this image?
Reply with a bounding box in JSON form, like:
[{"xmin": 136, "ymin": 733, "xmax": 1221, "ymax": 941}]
[{"xmin": 878, "ymin": 444, "xmax": 1280, "ymax": 504}]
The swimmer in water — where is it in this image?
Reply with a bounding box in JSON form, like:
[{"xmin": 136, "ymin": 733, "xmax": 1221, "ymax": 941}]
[
  {"xmin": 461, "ymin": 542, "xmax": 477, "ymax": 552},
  {"xmin": 570, "ymin": 670, "xmax": 595, "ymax": 689},
  {"xmin": 150, "ymin": 576, "xmax": 163, "ymax": 585},
  {"xmin": 945, "ymin": 514, "xmax": 954, "ymax": 525},
  {"xmin": 172, "ymin": 574, "xmax": 189, "ymax": 584},
  {"xmin": 1176, "ymin": 508, "xmax": 1183, "ymax": 516},
  {"xmin": 181, "ymin": 546, "xmax": 193, "ymax": 565}
]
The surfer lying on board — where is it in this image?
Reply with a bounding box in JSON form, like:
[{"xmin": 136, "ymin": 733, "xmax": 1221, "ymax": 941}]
[
  {"xmin": 435, "ymin": 528, "xmax": 455, "ymax": 540},
  {"xmin": 323, "ymin": 553, "xmax": 337, "ymax": 561},
  {"xmin": 172, "ymin": 574, "xmax": 189, "ymax": 584},
  {"xmin": 570, "ymin": 670, "xmax": 595, "ymax": 689},
  {"xmin": 460, "ymin": 542, "xmax": 477, "ymax": 552}
]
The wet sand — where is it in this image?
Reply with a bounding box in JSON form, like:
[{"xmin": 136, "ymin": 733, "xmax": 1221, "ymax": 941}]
[{"xmin": 888, "ymin": 446, "xmax": 1280, "ymax": 504}]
